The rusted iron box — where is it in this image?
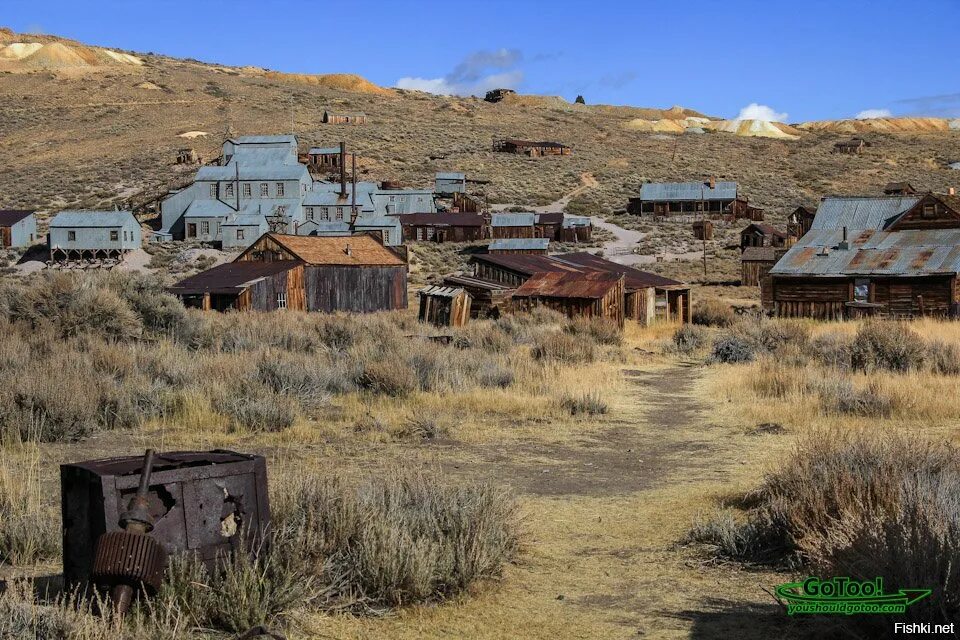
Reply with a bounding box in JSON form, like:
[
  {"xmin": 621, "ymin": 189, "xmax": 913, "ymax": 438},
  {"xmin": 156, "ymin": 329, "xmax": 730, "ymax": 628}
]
[{"xmin": 61, "ymin": 450, "xmax": 270, "ymax": 590}]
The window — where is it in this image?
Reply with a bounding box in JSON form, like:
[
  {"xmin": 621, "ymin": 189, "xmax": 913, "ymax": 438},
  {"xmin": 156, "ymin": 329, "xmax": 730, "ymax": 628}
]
[
  {"xmin": 201, "ymin": 221, "xmax": 210, "ymax": 235},
  {"xmin": 276, "ymin": 182, "xmax": 285, "ymax": 197},
  {"xmin": 336, "ymin": 207, "xmax": 344, "ymax": 221},
  {"xmin": 242, "ymin": 183, "xmax": 252, "ymax": 198},
  {"xmin": 123, "ymin": 231, "xmax": 128, "ymax": 241},
  {"xmin": 237, "ymin": 229, "xmax": 245, "ymax": 241},
  {"xmin": 68, "ymin": 230, "xmax": 76, "ymax": 241},
  {"xmin": 216, "ymin": 222, "xmax": 221, "ymax": 234},
  {"xmin": 307, "ymin": 207, "xmax": 315, "ymax": 220},
  {"xmin": 854, "ymin": 278, "xmax": 870, "ymax": 303},
  {"xmin": 209, "ymin": 183, "xmax": 217, "ymax": 198},
  {"xmin": 260, "ymin": 183, "xmax": 269, "ymax": 197},
  {"xmin": 383, "ymin": 229, "xmax": 391, "ymax": 244},
  {"xmin": 320, "ymin": 208, "xmax": 330, "ymax": 221},
  {"xmin": 276, "ymin": 292, "xmax": 287, "ymax": 309},
  {"xmin": 389, "ymin": 195, "xmax": 395, "ymax": 202},
  {"xmin": 110, "ymin": 230, "xmax": 119, "ymax": 241},
  {"xmin": 416, "ymin": 227, "xmax": 425, "ymax": 241},
  {"xmin": 922, "ymin": 204, "xmax": 935, "ymax": 218},
  {"xmin": 225, "ymin": 183, "xmax": 234, "ymax": 197}
]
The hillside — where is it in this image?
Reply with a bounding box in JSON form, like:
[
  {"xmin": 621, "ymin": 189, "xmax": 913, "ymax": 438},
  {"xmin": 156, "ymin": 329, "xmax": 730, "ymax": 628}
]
[{"xmin": 1, "ymin": 28, "xmax": 959, "ymax": 245}]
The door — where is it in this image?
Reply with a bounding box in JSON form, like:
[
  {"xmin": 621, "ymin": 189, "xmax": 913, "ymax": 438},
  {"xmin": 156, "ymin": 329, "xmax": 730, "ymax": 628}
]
[
  {"xmin": 187, "ymin": 223, "xmax": 197, "ymax": 238},
  {"xmin": 1, "ymin": 227, "xmax": 10, "ymax": 248}
]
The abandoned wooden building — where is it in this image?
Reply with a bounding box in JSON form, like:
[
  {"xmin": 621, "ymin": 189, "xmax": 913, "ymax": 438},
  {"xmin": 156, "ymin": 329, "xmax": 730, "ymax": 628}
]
[
  {"xmin": 396, "ymin": 213, "xmax": 487, "ymax": 242},
  {"xmin": 512, "ymin": 271, "xmax": 625, "ymax": 328},
  {"xmin": 442, "ymin": 274, "xmax": 513, "ymax": 318},
  {"xmin": 627, "ymin": 179, "xmax": 763, "ymax": 220},
  {"xmin": 740, "ymin": 223, "xmax": 790, "ymax": 250},
  {"xmin": 833, "ymin": 138, "xmax": 869, "ymax": 154},
  {"xmin": 418, "ymin": 285, "xmax": 472, "ymax": 327},
  {"xmin": 765, "ymin": 193, "xmax": 960, "ymax": 319},
  {"xmin": 435, "ymin": 172, "xmax": 467, "ymax": 195},
  {"xmin": 307, "ymin": 145, "xmax": 345, "ymax": 172},
  {"xmin": 322, "ymin": 111, "xmax": 366, "ymax": 125},
  {"xmin": 176, "ymin": 148, "xmax": 201, "ymax": 165},
  {"xmin": 488, "ymin": 238, "xmax": 549, "ymax": 255},
  {"xmin": 170, "ymin": 232, "xmax": 407, "ymax": 313},
  {"xmin": 884, "ymin": 182, "xmax": 917, "ymax": 196},
  {"xmin": 692, "ymin": 220, "xmax": 713, "ymax": 241},
  {"xmin": 492, "ymin": 138, "xmax": 572, "ymax": 157},
  {"xmin": 48, "ymin": 210, "xmax": 142, "ymax": 261},
  {"xmin": 534, "ymin": 212, "xmax": 563, "ymax": 239},
  {"xmin": 787, "ymin": 205, "xmax": 817, "ymax": 238},
  {"xmin": 741, "ymin": 246, "xmax": 786, "ymax": 288},
  {"xmin": 490, "ymin": 213, "xmax": 536, "ymax": 239},
  {"xmin": 559, "ymin": 216, "xmax": 593, "ymax": 242},
  {"xmin": 0, "ymin": 210, "xmax": 37, "ymax": 248}
]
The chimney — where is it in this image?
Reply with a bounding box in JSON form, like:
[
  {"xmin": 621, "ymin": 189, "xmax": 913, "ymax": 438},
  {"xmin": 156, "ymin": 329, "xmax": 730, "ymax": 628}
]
[
  {"xmin": 709, "ymin": 175, "xmax": 716, "ymax": 189},
  {"xmin": 950, "ymin": 187, "xmax": 956, "ymax": 196},
  {"xmin": 344, "ymin": 243, "xmax": 352, "ymax": 257},
  {"xmin": 351, "ymin": 152, "xmax": 358, "ymax": 224},
  {"xmin": 339, "ymin": 141, "xmax": 347, "ymax": 197},
  {"xmin": 838, "ymin": 226, "xmax": 849, "ymax": 250}
]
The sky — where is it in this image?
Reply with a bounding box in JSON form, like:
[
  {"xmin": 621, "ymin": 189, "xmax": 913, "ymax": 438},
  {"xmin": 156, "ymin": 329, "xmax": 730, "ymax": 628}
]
[{"xmin": 4, "ymin": 0, "xmax": 960, "ymax": 122}]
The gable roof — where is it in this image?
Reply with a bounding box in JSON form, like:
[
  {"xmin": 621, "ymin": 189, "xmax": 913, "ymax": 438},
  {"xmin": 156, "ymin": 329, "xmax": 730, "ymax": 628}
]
[
  {"xmin": 253, "ymin": 233, "xmax": 406, "ymax": 266},
  {"xmin": 638, "ymin": 181, "xmax": 737, "ymax": 202},
  {"xmin": 556, "ymin": 252, "xmax": 687, "ymax": 289},
  {"xmin": 535, "ymin": 212, "xmax": 564, "ymax": 225},
  {"xmin": 742, "ymin": 223, "xmax": 787, "ymax": 238},
  {"xmin": 168, "ymin": 261, "xmax": 299, "ymax": 295},
  {"xmin": 196, "ymin": 162, "xmax": 308, "ymax": 182},
  {"xmin": 562, "ymin": 215, "xmax": 592, "ymax": 229},
  {"xmin": 49, "ymin": 211, "xmax": 137, "ymax": 228},
  {"xmin": 228, "ymin": 135, "xmax": 297, "ymax": 145},
  {"xmin": 810, "ymin": 196, "xmax": 921, "ymax": 231},
  {"xmin": 0, "ymin": 210, "xmax": 34, "ymax": 226},
  {"xmin": 513, "ymin": 271, "xmax": 622, "ymax": 299}
]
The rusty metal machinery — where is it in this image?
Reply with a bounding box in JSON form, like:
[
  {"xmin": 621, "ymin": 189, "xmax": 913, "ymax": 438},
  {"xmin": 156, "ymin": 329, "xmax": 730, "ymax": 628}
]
[
  {"xmin": 62, "ymin": 449, "xmax": 270, "ymax": 593},
  {"xmin": 91, "ymin": 449, "xmax": 168, "ymax": 613}
]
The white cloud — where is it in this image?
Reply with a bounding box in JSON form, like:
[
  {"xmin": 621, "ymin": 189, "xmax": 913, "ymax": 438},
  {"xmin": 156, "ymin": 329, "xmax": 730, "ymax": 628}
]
[
  {"xmin": 855, "ymin": 108, "xmax": 892, "ymax": 119},
  {"xmin": 396, "ymin": 49, "xmax": 523, "ymax": 97},
  {"xmin": 734, "ymin": 103, "xmax": 788, "ymax": 122}
]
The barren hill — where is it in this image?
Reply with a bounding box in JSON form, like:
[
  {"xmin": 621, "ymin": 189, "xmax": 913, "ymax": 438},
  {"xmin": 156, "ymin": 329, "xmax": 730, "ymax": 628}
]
[{"xmin": 1, "ymin": 27, "xmax": 958, "ymax": 230}]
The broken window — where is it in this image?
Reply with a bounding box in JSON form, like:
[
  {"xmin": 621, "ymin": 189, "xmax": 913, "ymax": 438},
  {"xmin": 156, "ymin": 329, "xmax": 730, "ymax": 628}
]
[
  {"xmin": 225, "ymin": 183, "xmax": 234, "ymax": 198},
  {"xmin": 277, "ymin": 292, "xmax": 287, "ymax": 309},
  {"xmin": 237, "ymin": 229, "xmax": 245, "ymax": 241},
  {"xmin": 854, "ymin": 278, "xmax": 870, "ymax": 303},
  {"xmin": 922, "ymin": 204, "xmax": 935, "ymax": 218}
]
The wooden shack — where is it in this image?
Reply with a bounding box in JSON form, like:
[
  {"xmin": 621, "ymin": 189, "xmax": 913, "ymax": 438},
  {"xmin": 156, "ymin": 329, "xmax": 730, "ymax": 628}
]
[
  {"xmin": 171, "ymin": 232, "xmax": 407, "ymax": 313},
  {"xmin": 741, "ymin": 223, "xmax": 789, "ymax": 250},
  {"xmin": 176, "ymin": 148, "xmax": 200, "ymax": 165},
  {"xmin": 492, "ymin": 138, "xmax": 571, "ymax": 156},
  {"xmin": 0, "ymin": 210, "xmax": 37, "ymax": 248},
  {"xmin": 884, "ymin": 182, "xmax": 917, "ymax": 196},
  {"xmin": 307, "ymin": 145, "xmax": 345, "ymax": 171},
  {"xmin": 397, "ymin": 213, "xmax": 487, "ymax": 242},
  {"xmin": 418, "ymin": 285, "xmax": 472, "ymax": 327},
  {"xmin": 491, "ymin": 213, "xmax": 535, "ymax": 239},
  {"xmin": 741, "ymin": 246, "xmax": 785, "ymax": 287},
  {"xmin": 442, "ymin": 274, "xmax": 513, "ymax": 318},
  {"xmin": 787, "ymin": 205, "xmax": 816, "ymax": 238},
  {"xmin": 559, "ymin": 216, "xmax": 593, "ymax": 242},
  {"xmin": 534, "ymin": 212, "xmax": 563, "ymax": 239},
  {"xmin": 692, "ymin": 220, "xmax": 713, "ymax": 240},
  {"xmin": 512, "ymin": 271, "xmax": 625, "ymax": 328},
  {"xmin": 833, "ymin": 138, "xmax": 869, "ymax": 154},
  {"xmin": 323, "ymin": 111, "xmax": 366, "ymax": 125},
  {"xmin": 766, "ymin": 193, "xmax": 960, "ymax": 319}
]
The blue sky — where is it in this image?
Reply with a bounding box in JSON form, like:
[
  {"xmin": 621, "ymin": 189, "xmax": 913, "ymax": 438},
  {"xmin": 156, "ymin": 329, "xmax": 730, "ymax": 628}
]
[{"xmin": 4, "ymin": 0, "xmax": 960, "ymax": 121}]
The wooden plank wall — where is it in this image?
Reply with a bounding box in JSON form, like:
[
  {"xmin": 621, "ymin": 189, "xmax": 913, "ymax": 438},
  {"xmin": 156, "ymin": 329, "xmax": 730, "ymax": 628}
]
[{"xmin": 303, "ymin": 265, "xmax": 407, "ymax": 313}]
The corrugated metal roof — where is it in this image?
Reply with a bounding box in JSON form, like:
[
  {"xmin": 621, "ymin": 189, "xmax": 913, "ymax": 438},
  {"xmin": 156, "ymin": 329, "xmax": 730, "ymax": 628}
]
[
  {"xmin": 810, "ymin": 196, "xmax": 920, "ymax": 231},
  {"xmin": 309, "ymin": 147, "xmax": 341, "ymax": 155},
  {"xmin": 256, "ymin": 233, "xmax": 406, "ymax": 266},
  {"xmin": 556, "ymin": 252, "xmax": 687, "ymax": 289},
  {"xmin": 488, "ymin": 238, "xmax": 549, "ymax": 251},
  {"xmin": 396, "ymin": 213, "xmax": 485, "ymax": 226},
  {"xmin": 491, "ymin": 212, "xmax": 535, "ymax": 227},
  {"xmin": 562, "ymin": 215, "xmax": 592, "ymax": 229},
  {"xmin": 436, "ymin": 172, "xmax": 465, "ymax": 180},
  {"xmin": 49, "ymin": 211, "xmax": 137, "ymax": 227},
  {"xmin": 771, "ymin": 228, "xmax": 960, "ymax": 276},
  {"xmin": 353, "ymin": 215, "xmax": 401, "ymax": 229},
  {"xmin": 0, "ymin": 210, "xmax": 34, "ymax": 226},
  {"xmin": 638, "ymin": 181, "xmax": 737, "ymax": 202},
  {"xmin": 197, "ymin": 161, "xmax": 309, "ymax": 181},
  {"xmin": 229, "ymin": 135, "xmax": 297, "ymax": 145},
  {"xmin": 472, "ymin": 253, "xmax": 584, "ymax": 275},
  {"xmin": 535, "ymin": 212, "xmax": 564, "ymax": 225},
  {"xmin": 299, "ymin": 221, "xmax": 351, "ymax": 234},
  {"xmin": 443, "ymin": 274, "xmax": 514, "ymax": 291},
  {"xmin": 513, "ymin": 271, "xmax": 621, "ymax": 299},
  {"xmin": 169, "ymin": 261, "xmax": 298, "ymax": 295}
]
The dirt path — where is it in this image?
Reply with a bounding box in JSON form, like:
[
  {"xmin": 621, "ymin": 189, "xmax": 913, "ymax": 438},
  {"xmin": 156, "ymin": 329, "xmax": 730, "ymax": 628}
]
[{"xmin": 492, "ymin": 172, "xmax": 599, "ymax": 213}]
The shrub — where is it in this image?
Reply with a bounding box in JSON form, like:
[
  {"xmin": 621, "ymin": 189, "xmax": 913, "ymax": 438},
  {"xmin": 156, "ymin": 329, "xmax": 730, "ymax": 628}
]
[
  {"xmin": 684, "ymin": 509, "xmax": 765, "ymax": 561},
  {"xmin": 394, "ymin": 413, "xmax": 452, "ymax": 440},
  {"xmin": 851, "ymin": 321, "xmax": 926, "ymax": 373},
  {"xmin": 560, "ymin": 391, "xmax": 608, "ymax": 416},
  {"xmin": 671, "ymin": 324, "xmax": 709, "ymax": 354},
  {"xmin": 357, "ymin": 360, "xmax": 418, "ymax": 397},
  {"xmin": 0, "ymin": 465, "xmax": 60, "ymax": 566},
  {"xmin": 927, "ymin": 339, "xmax": 960, "ymax": 375},
  {"xmin": 710, "ymin": 333, "xmax": 757, "ymax": 364},
  {"xmin": 564, "ymin": 318, "xmax": 622, "ymax": 346},
  {"xmin": 531, "ymin": 332, "xmax": 595, "ymax": 364},
  {"xmin": 815, "ymin": 375, "xmax": 894, "ymax": 417},
  {"xmin": 806, "ymin": 332, "xmax": 853, "ymax": 369},
  {"xmin": 692, "ymin": 298, "xmax": 735, "ymax": 327},
  {"xmin": 223, "ymin": 391, "xmax": 296, "ymax": 433}
]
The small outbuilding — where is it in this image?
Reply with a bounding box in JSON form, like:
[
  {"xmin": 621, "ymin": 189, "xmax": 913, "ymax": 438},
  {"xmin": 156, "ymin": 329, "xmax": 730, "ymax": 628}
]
[
  {"xmin": 741, "ymin": 246, "xmax": 786, "ymax": 288},
  {"xmin": 488, "ymin": 238, "xmax": 549, "ymax": 255},
  {"xmin": 307, "ymin": 146, "xmax": 345, "ymax": 172},
  {"xmin": 740, "ymin": 223, "xmax": 789, "ymax": 250},
  {"xmin": 492, "ymin": 138, "xmax": 571, "ymax": 156},
  {"xmin": 787, "ymin": 205, "xmax": 816, "ymax": 238},
  {"xmin": 692, "ymin": 220, "xmax": 713, "ymax": 240},
  {"xmin": 435, "ymin": 172, "xmax": 467, "ymax": 195},
  {"xmin": 48, "ymin": 210, "xmax": 141, "ymax": 261},
  {"xmin": 559, "ymin": 216, "xmax": 593, "ymax": 242},
  {"xmin": 418, "ymin": 285, "xmax": 472, "ymax": 327},
  {"xmin": 322, "ymin": 111, "xmax": 365, "ymax": 125},
  {"xmin": 0, "ymin": 210, "xmax": 37, "ymax": 248},
  {"xmin": 512, "ymin": 271, "xmax": 625, "ymax": 328},
  {"xmin": 884, "ymin": 182, "xmax": 917, "ymax": 196},
  {"xmin": 833, "ymin": 138, "xmax": 869, "ymax": 154},
  {"xmin": 491, "ymin": 212, "xmax": 536, "ymax": 239}
]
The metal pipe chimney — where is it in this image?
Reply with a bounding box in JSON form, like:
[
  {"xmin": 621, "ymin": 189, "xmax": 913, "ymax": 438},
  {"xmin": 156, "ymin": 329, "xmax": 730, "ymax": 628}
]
[
  {"xmin": 339, "ymin": 142, "xmax": 347, "ymax": 197},
  {"xmin": 351, "ymin": 152, "xmax": 358, "ymax": 223}
]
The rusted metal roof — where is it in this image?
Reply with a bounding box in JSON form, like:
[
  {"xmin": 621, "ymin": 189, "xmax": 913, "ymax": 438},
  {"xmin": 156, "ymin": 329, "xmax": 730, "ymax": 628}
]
[
  {"xmin": 396, "ymin": 213, "xmax": 485, "ymax": 226},
  {"xmin": 742, "ymin": 223, "xmax": 787, "ymax": 238},
  {"xmin": 472, "ymin": 253, "xmax": 584, "ymax": 275},
  {"xmin": 264, "ymin": 233, "xmax": 406, "ymax": 266},
  {"xmin": 556, "ymin": 252, "xmax": 687, "ymax": 290},
  {"xmin": 443, "ymin": 274, "xmax": 514, "ymax": 291},
  {"xmin": 0, "ymin": 210, "xmax": 34, "ymax": 226},
  {"xmin": 535, "ymin": 212, "xmax": 564, "ymax": 225},
  {"xmin": 513, "ymin": 271, "xmax": 622, "ymax": 299},
  {"xmin": 168, "ymin": 261, "xmax": 299, "ymax": 295}
]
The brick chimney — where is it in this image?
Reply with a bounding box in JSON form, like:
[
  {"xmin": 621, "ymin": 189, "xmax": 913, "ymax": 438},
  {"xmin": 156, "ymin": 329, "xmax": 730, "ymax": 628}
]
[{"xmin": 950, "ymin": 187, "xmax": 957, "ymax": 196}]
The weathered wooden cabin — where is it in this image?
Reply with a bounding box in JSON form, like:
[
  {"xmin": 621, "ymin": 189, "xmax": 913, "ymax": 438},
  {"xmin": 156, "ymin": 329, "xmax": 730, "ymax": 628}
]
[
  {"xmin": 833, "ymin": 138, "xmax": 869, "ymax": 155},
  {"xmin": 512, "ymin": 271, "xmax": 625, "ymax": 328},
  {"xmin": 627, "ymin": 179, "xmax": 762, "ymax": 220},
  {"xmin": 740, "ymin": 223, "xmax": 789, "ymax": 250},
  {"xmin": 534, "ymin": 212, "xmax": 563, "ymax": 239},
  {"xmin": 492, "ymin": 138, "xmax": 571, "ymax": 157},
  {"xmin": 322, "ymin": 111, "xmax": 365, "ymax": 125},
  {"xmin": 692, "ymin": 220, "xmax": 713, "ymax": 240},
  {"xmin": 307, "ymin": 146, "xmax": 344, "ymax": 172},
  {"xmin": 442, "ymin": 274, "xmax": 513, "ymax": 318},
  {"xmin": 559, "ymin": 216, "xmax": 593, "ymax": 242},
  {"xmin": 171, "ymin": 232, "xmax": 407, "ymax": 313},
  {"xmin": 488, "ymin": 238, "xmax": 549, "ymax": 255},
  {"xmin": 0, "ymin": 210, "xmax": 37, "ymax": 248},
  {"xmin": 884, "ymin": 182, "xmax": 917, "ymax": 196},
  {"xmin": 491, "ymin": 213, "xmax": 535, "ymax": 239},
  {"xmin": 418, "ymin": 285, "xmax": 472, "ymax": 327},
  {"xmin": 787, "ymin": 205, "xmax": 817, "ymax": 238},
  {"xmin": 741, "ymin": 246, "xmax": 786, "ymax": 288},
  {"xmin": 435, "ymin": 172, "xmax": 466, "ymax": 195},
  {"xmin": 48, "ymin": 210, "xmax": 142, "ymax": 261},
  {"xmin": 766, "ymin": 193, "xmax": 960, "ymax": 319},
  {"xmin": 397, "ymin": 213, "xmax": 487, "ymax": 242}
]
